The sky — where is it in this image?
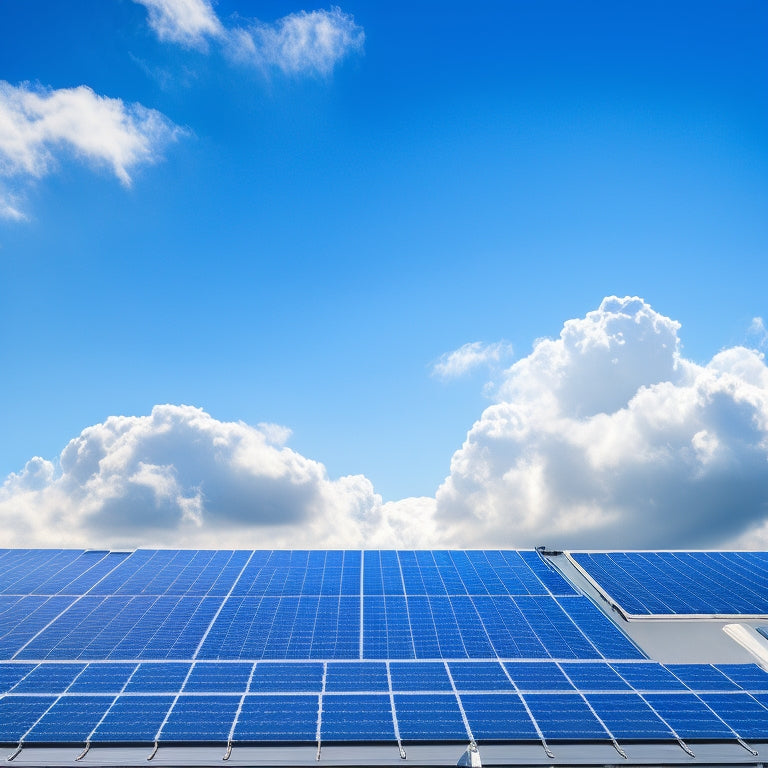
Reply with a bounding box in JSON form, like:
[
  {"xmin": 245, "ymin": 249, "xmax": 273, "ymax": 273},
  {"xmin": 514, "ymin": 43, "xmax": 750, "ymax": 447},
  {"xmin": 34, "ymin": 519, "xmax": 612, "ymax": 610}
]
[{"xmin": 1, "ymin": 0, "xmax": 767, "ymax": 550}]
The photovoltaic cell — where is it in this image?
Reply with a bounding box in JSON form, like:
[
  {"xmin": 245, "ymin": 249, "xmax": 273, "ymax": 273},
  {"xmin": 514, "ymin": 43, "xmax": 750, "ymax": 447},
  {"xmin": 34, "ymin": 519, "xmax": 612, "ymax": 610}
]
[
  {"xmin": 234, "ymin": 694, "xmax": 319, "ymax": 742},
  {"xmin": 665, "ymin": 664, "xmax": 742, "ymax": 691},
  {"xmin": 642, "ymin": 694, "xmax": 735, "ymax": 740},
  {"xmin": 389, "ymin": 661, "xmax": 452, "ymax": 691},
  {"xmin": 715, "ymin": 664, "xmax": 768, "ymax": 691},
  {"xmin": 393, "ymin": 694, "xmax": 468, "ymax": 742},
  {"xmin": 0, "ymin": 663, "xmax": 35, "ymax": 693},
  {"xmin": 700, "ymin": 694, "xmax": 768, "ymax": 740},
  {"xmin": 183, "ymin": 662, "xmax": 253, "ymax": 692},
  {"xmin": 585, "ymin": 693, "xmax": 673, "ymax": 740},
  {"xmin": 321, "ymin": 694, "xmax": 396, "ymax": 741},
  {"xmin": 10, "ymin": 663, "xmax": 85, "ymax": 693},
  {"xmin": 249, "ymin": 662, "xmax": 323, "ymax": 693},
  {"xmin": 609, "ymin": 663, "xmax": 688, "ymax": 692},
  {"xmin": 160, "ymin": 695, "xmax": 240, "ymax": 742},
  {"xmin": 460, "ymin": 693, "xmax": 538, "ymax": 741},
  {"xmin": 504, "ymin": 662, "xmax": 575, "ymax": 692},
  {"xmin": 91, "ymin": 695, "xmax": 175, "ymax": 742},
  {"xmin": 0, "ymin": 695, "xmax": 56, "ymax": 743},
  {"xmin": 521, "ymin": 693, "xmax": 609, "ymax": 740},
  {"xmin": 68, "ymin": 663, "xmax": 137, "ymax": 692},
  {"xmin": 325, "ymin": 662, "xmax": 388, "ymax": 692},
  {"xmin": 123, "ymin": 663, "xmax": 190, "ymax": 692},
  {"xmin": 559, "ymin": 662, "xmax": 632, "ymax": 691},
  {"xmin": 448, "ymin": 661, "xmax": 514, "ymax": 691},
  {"xmin": 25, "ymin": 696, "xmax": 113, "ymax": 743}
]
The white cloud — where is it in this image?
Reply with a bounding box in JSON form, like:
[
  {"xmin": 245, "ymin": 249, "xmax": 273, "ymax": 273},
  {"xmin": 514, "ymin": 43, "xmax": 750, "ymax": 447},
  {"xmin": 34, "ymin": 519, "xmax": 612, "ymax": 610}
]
[
  {"xmin": 133, "ymin": 0, "xmax": 223, "ymax": 49},
  {"xmin": 133, "ymin": 0, "xmax": 364, "ymax": 76},
  {"xmin": 0, "ymin": 405, "xmax": 436, "ymax": 549},
  {"xmin": 747, "ymin": 316, "xmax": 767, "ymax": 351},
  {"xmin": 432, "ymin": 341, "xmax": 514, "ymax": 380},
  {"xmin": 0, "ymin": 82, "xmax": 182, "ymax": 219},
  {"xmin": 3, "ymin": 297, "xmax": 768, "ymax": 550},
  {"xmin": 228, "ymin": 8, "xmax": 365, "ymax": 76},
  {"xmin": 434, "ymin": 297, "xmax": 768, "ymax": 550}
]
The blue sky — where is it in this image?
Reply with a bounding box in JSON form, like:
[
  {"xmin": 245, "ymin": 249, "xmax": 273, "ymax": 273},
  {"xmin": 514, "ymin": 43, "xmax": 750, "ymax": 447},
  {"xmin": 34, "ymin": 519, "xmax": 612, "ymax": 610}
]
[{"xmin": 1, "ymin": 1, "xmax": 767, "ymax": 549}]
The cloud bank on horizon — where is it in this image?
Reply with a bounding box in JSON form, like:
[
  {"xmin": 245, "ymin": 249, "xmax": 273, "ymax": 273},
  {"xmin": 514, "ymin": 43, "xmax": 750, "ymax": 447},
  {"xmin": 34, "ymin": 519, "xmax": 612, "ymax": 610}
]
[{"xmin": 3, "ymin": 296, "xmax": 767, "ymax": 551}]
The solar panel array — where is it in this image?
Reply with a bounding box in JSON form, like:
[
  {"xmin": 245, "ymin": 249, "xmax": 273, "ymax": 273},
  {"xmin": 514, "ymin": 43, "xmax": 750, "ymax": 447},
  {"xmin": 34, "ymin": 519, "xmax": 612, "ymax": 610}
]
[
  {"xmin": 569, "ymin": 552, "xmax": 768, "ymax": 615},
  {"xmin": 1, "ymin": 549, "xmax": 768, "ymax": 756}
]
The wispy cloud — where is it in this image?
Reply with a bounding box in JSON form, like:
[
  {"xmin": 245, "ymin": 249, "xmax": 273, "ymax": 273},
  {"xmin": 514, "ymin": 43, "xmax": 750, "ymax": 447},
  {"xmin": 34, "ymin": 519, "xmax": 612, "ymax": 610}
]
[
  {"xmin": 133, "ymin": 0, "xmax": 364, "ymax": 76},
  {"xmin": 0, "ymin": 81, "xmax": 182, "ymax": 220},
  {"xmin": 747, "ymin": 316, "xmax": 767, "ymax": 351},
  {"xmin": 3, "ymin": 298, "xmax": 768, "ymax": 550},
  {"xmin": 432, "ymin": 341, "xmax": 514, "ymax": 380},
  {"xmin": 135, "ymin": 0, "xmax": 223, "ymax": 49}
]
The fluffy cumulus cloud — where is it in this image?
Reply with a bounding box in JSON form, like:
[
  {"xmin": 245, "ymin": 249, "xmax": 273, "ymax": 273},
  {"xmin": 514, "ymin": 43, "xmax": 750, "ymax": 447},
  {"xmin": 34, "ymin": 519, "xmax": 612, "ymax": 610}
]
[
  {"xmin": 432, "ymin": 341, "xmax": 514, "ymax": 380},
  {"xmin": 3, "ymin": 297, "xmax": 768, "ymax": 550},
  {"xmin": 435, "ymin": 297, "xmax": 768, "ymax": 549},
  {"xmin": 134, "ymin": 0, "xmax": 364, "ymax": 76},
  {"xmin": 0, "ymin": 81, "xmax": 181, "ymax": 219}
]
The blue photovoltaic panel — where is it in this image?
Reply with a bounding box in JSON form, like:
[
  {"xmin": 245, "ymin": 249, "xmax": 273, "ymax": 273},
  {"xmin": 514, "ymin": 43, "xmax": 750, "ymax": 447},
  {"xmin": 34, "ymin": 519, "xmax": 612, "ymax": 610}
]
[
  {"xmin": 521, "ymin": 694, "xmax": 609, "ymax": 740},
  {"xmin": 389, "ymin": 662, "xmax": 452, "ymax": 691},
  {"xmin": 91, "ymin": 695, "xmax": 175, "ymax": 743},
  {"xmin": 559, "ymin": 662, "xmax": 632, "ymax": 691},
  {"xmin": 715, "ymin": 664, "xmax": 768, "ymax": 691},
  {"xmin": 700, "ymin": 694, "xmax": 768, "ymax": 740},
  {"xmin": 393, "ymin": 694, "xmax": 467, "ymax": 742},
  {"xmin": 448, "ymin": 662, "xmax": 514, "ymax": 691},
  {"xmin": 4, "ymin": 548, "xmax": 768, "ymax": 751},
  {"xmin": 0, "ymin": 695, "xmax": 56, "ymax": 743},
  {"xmin": 68, "ymin": 663, "xmax": 137, "ymax": 692},
  {"xmin": 0, "ymin": 595, "xmax": 76, "ymax": 658},
  {"xmin": 234, "ymin": 695, "xmax": 319, "ymax": 742},
  {"xmin": 609, "ymin": 663, "xmax": 688, "ymax": 691},
  {"xmin": 183, "ymin": 662, "xmax": 253, "ymax": 692},
  {"xmin": 325, "ymin": 662, "xmax": 388, "ymax": 692},
  {"xmin": 504, "ymin": 662, "xmax": 575, "ymax": 692},
  {"xmin": 123, "ymin": 663, "xmax": 190, "ymax": 692},
  {"xmin": 642, "ymin": 694, "xmax": 735, "ymax": 739},
  {"xmin": 249, "ymin": 663, "xmax": 323, "ymax": 693},
  {"xmin": 10, "ymin": 663, "xmax": 85, "ymax": 693},
  {"xmin": 160, "ymin": 695, "xmax": 240, "ymax": 742},
  {"xmin": 460, "ymin": 693, "xmax": 538, "ymax": 741},
  {"xmin": 585, "ymin": 694, "xmax": 674, "ymax": 740},
  {"xmin": 517, "ymin": 551, "xmax": 578, "ymax": 596},
  {"xmin": 571, "ymin": 551, "xmax": 768, "ymax": 615},
  {"xmin": 556, "ymin": 597, "xmax": 644, "ymax": 659},
  {"xmin": 25, "ymin": 696, "xmax": 113, "ymax": 743},
  {"xmin": 665, "ymin": 664, "xmax": 741, "ymax": 691},
  {"xmin": 321, "ymin": 694, "xmax": 396, "ymax": 741},
  {"xmin": 0, "ymin": 663, "xmax": 35, "ymax": 693}
]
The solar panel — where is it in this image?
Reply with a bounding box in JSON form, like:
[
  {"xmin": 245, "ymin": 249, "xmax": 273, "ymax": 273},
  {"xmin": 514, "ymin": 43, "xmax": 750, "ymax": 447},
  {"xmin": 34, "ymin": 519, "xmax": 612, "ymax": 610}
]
[
  {"xmin": 160, "ymin": 695, "xmax": 240, "ymax": 742},
  {"xmin": 90, "ymin": 695, "xmax": 175, "ymax": 742},
  {"xmin": 24, "ymin": 695, "xmax": 113, "ymax": 743},
  {"xmin": 392, "ymin": 694, "xmax": 468, "ymax": 742},
  {"xmin": 2, "ymin": 547, "xmax": 768, "ymax": 759},
  {"xmin": 460, "ymin": 693, "xmax": 539, "ymax": 741},
  {"xmin": 521, "ymin": 693, "xmax": 609, "ymax": 740},
  {"xmin": 321, "ymin": 694, "xmax": 396, "ymax": 741},
  {"xmin": 570, "ymin": 551, "xmax": 768, "ymax": 616}
]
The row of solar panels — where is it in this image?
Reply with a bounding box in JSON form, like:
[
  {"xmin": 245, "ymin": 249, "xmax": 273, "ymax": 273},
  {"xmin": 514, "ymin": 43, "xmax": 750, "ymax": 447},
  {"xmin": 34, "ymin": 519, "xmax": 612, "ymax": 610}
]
[
  {"xmin": 2, "ymin": 594, "xmax": 639, "ymax": 661},
  {"xmin": 0, "ymin": 549, "xmax": 576, "ymax": 598},
  {"xmin": 3, "ymin": 689, "xmax": 768, "ymax": 746},
  {"xmin": 571, "ymin": 551, "xmax": 768, "ymax": 615},
  {"xmin": 3, "ymin": 660, "xmax": 768, "ymax": 695}
]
